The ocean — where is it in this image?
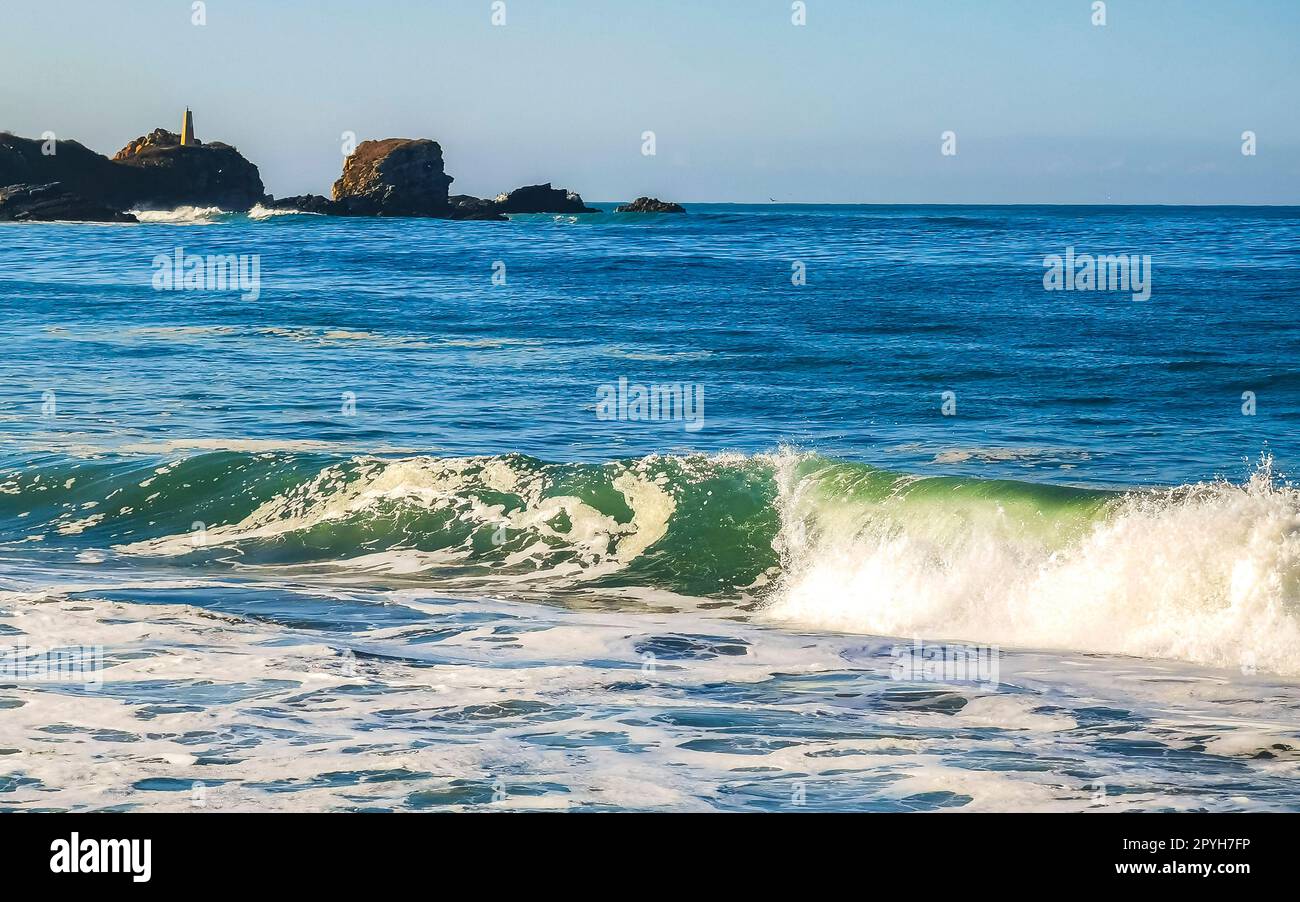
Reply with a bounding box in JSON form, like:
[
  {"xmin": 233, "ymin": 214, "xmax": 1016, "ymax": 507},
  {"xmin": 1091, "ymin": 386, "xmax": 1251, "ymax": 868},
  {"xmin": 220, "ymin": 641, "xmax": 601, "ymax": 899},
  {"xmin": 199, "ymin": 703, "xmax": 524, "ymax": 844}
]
[{"xmin": 2, "ymin": 203, "xmax": 1299, "ymax": 812}]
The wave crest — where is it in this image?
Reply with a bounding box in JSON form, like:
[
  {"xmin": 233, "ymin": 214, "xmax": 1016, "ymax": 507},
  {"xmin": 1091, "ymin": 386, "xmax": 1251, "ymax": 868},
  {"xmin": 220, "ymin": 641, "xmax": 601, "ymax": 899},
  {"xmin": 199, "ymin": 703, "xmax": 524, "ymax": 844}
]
[
  {"xmin": 764, "ymin": 455, "xmax": 1300, "ymax": 675},
  {"xmin": 6, "ymin": 448, "xmax": 1298, "ymax": 673},
  {"xmin": 129, "ymin": 205, "xmax": 229, "ymax": 224}
]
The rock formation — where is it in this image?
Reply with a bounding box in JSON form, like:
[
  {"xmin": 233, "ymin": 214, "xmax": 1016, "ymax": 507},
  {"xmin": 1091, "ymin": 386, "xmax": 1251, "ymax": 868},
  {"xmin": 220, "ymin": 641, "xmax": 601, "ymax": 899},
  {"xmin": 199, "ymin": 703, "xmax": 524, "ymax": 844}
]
[
  {"xmin": 112, "ymin": 128, "xmax": 264, "ymax": 210},
  {"xmin": 262, "ymin": 194, "xmax": 339, "ymax": 215},
  {"xmin": 0, "ymin": 182, "xmax": 137, "ymax": 223},
  {"xmin": 330, "ymin": 138, "xmax": 453, "ymax": 216},
  {"xmin": 0, "ymin": 133, "xmax": 129, "ymax": 207},
  {"xmin": 494, "ymin": 183, "xmax": 599, "ymax": 214},
  {"xmin": 447, "ymin": 194, "xmax": 508, "ymax": 221},
  {"xmin": 1, "ymin": 123, "xmax": 607, "ymax": 223},
  {"xmin": 615, "ymin": 196, "xmax": 685, "ymax": 213},
  {"xmin": 113, "ymin": 128, "xmax": 199, "ymax": 159},
  {"xmin": 268, "ymin": 158, "xmax": 598, "ymax": 221},
  {"xmin": 0, "ymin": 128, "xmax": 264, "ymax": 215}
]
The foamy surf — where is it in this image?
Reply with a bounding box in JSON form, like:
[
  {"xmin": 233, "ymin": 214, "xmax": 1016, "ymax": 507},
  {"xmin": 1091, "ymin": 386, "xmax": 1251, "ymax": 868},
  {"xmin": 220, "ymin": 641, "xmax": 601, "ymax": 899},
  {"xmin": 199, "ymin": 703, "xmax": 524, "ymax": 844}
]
[
  {"xmin": 1, "ymin": 579, "xmax": 1297, "ymax": 812},
  {"xmin": 5, "ymin": 447, "xmax": 1298, "ymax": 675},
  {"xmin": 763, "ymin": 455, "xmax": 1300, "ymax": 676},
  {"xmin": 248, "ymin": 204, "xmax": 322, "ymax": 220},
  {"xmin": 116, "ymin": 205, "xmax": 323, "ymax": 224},
  {"xmin": 130, "ymin": 205, "xmax": 229, "ymax": 224}
]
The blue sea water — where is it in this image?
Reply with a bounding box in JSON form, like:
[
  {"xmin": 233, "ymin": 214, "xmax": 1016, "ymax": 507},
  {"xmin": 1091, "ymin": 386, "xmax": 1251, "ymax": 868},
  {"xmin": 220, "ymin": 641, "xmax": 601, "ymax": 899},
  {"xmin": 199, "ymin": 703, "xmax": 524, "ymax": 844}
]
[{"xmin": 1, "ymin": 204, "xmax": 1299, "ymax": 811}]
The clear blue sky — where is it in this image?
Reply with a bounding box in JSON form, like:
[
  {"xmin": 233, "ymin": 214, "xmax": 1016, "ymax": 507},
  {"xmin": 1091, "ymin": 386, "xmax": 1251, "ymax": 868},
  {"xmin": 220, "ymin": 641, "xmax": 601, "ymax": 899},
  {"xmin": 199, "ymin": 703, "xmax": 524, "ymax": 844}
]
[{"xmin": 3, "ymin": 0, "xmax": 1297, "ymax": 203}]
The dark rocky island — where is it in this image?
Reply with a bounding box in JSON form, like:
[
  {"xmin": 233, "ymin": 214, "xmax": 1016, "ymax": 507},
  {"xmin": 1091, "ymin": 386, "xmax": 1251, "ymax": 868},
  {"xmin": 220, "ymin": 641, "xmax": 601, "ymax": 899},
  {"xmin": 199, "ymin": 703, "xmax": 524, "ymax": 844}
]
[
  {"xmin": 267, "ymin": 146, "xmax": 602, "ymax": 221},
  {"xmin": 111, "ymin": 127, "xmax": 264, "ymax": 210},
  {"xmin": 615, "ymin": 196, "xmax": 686, "ymax": 213},
  {"xmin": 493, "ymin": 183, "xmax": 600, "ymax": 214},
  {"xmin": 0, "ymin": 124, "xmax": 264, "ymax": 220},
  {"xmin": 262, "ymin": 137, "xmax": 461, "ymax": 217},
  {"xmin": 1, "ymin": 112, "xmax": 682, "ymax": 223}
]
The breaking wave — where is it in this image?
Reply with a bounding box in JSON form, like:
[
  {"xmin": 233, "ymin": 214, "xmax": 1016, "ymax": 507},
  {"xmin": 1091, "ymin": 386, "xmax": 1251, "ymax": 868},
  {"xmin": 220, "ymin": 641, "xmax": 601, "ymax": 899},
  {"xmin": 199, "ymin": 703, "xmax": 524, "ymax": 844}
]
[
  {"xmin": 3, "ymin": 449, "xmax": 1297, "ymax": 673},
  {"xmin": 247, "ymin": 204, "xmax": 323, "ymax": 220},
  {"xmin": 129, "ymin": 205, "xmax": 230, "ymax": 224}
]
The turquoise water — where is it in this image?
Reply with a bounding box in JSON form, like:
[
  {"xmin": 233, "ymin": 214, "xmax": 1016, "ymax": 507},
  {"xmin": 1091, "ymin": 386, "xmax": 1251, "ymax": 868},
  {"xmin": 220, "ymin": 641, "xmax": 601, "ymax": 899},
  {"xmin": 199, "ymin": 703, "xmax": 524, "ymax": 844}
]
[{"xmin": 2, "ymin": 205, "xmax": 1299, "ymax": 811}]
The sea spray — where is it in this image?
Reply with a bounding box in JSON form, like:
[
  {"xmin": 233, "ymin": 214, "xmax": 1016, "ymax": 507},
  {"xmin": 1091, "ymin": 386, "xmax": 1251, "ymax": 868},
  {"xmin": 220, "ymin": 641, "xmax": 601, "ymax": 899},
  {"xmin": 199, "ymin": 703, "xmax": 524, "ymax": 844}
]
[{"xmin": 763, "ymin": 455, "xmax": 1300, "ymax": 676}]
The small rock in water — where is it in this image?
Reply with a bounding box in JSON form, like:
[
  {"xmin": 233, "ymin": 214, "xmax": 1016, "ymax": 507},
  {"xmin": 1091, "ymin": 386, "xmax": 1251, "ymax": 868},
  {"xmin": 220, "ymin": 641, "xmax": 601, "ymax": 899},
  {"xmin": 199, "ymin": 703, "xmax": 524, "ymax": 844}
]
[{"xmin": 615, "ymin": 196, "xmax": 685, "ymax": 213}]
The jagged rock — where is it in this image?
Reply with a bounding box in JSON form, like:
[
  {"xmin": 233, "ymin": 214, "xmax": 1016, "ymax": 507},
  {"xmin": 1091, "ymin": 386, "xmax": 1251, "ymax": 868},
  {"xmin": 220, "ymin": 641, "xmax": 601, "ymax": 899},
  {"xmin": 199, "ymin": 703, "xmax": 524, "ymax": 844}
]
[
  {"xmin": 112, "ymin": 128, "xmax": 198, "ymax": 159},
  {"xmin": 0, "ymin": 128, "xmax": 608, "ymax": 223},
  {"xmin": 0, "ymin": 132, "xmax": 131, "ymax": 207},
  {"xmin": 113, "ymin": 129, "xmax": 264, "ymax": 210},
  {"xmin": 331, "ymin": 138, "xmax": 453, "ymax": 216},
  {"xmin": 262, "ymin": 191, "xmax": 507, "ymax": 221},
  {"xmin": 447, "ymin": 194, "xmax": 507, "ymax": 221},
  {"xmin": 615, "ymin": 196, "xmax": 685, "ymax": 213},
  {"xmin": 494, "ymin": 183, "xmax": 599, "ymax": 214},
  {"xmin": 263, "ymin": 194, "xmax": 342, "ymax": 215},
  {"xmin": 0, "ymin": 182, "xmax": 136, "ymax": 223}
]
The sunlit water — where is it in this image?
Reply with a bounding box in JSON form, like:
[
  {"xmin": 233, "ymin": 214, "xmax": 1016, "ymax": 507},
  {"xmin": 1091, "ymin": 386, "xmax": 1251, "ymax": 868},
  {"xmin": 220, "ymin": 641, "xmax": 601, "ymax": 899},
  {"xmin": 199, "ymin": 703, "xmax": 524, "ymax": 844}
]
[{"xmin": 1, "ymin": 205, "xmax": 1298, "ymax": 811}]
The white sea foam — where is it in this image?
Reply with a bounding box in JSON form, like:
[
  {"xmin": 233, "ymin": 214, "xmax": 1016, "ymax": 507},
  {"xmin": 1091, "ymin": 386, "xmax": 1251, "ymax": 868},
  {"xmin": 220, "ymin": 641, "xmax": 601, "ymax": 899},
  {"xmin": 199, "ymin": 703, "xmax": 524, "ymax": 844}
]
[
  {"xmin": 117, "ymin": 454, "xmax": 677, "ymax": 585},
  {"xmin": 247, "ymin": 204, "xmax": 322, "ymax": 220},
  {"xmin": 72, "ymin": 445, "xmax": 1300, "ymax": 677},
  {"xmin": 763, "ymin": 456, "xmax": 1300, "ymax": 676},
  {"xmin": 1, "ymin": 581, "xmax": 1296, "ymax": 812},
  {"xmin": 130, "ymin": 206, "xmax": 228, "ymax": 225}
]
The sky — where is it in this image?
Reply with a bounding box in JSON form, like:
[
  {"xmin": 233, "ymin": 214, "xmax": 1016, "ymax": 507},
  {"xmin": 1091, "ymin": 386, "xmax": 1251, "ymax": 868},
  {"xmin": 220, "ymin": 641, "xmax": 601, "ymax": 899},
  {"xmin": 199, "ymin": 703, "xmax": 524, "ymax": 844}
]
[{"xmin": 3, "ymin": 0, "xmax": 1298, "ymax": 204}]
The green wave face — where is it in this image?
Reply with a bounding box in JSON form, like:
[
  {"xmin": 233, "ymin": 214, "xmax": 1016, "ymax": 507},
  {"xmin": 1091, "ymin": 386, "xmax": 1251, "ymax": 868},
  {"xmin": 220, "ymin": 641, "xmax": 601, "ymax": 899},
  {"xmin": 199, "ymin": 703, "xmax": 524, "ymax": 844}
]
[
  {"xmin": 774, "ymin": 454, "xmax": 1113, "ymax": 547},
  {"xmin": 0, "ymin": 450, "xmax": 1113, "ymax": 598}
]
